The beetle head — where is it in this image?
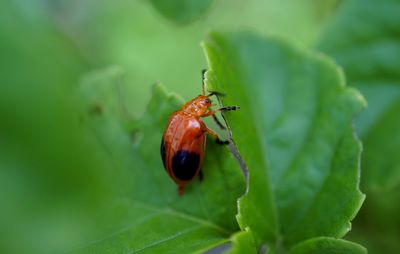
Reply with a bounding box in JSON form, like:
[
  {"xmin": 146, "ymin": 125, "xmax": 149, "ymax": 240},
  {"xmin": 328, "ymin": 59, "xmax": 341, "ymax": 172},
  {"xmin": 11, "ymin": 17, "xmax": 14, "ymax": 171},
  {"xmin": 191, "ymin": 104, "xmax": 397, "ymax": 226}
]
[{"xmin": 182, "ymin": 95, "xmax": 212, "ymax": 116}]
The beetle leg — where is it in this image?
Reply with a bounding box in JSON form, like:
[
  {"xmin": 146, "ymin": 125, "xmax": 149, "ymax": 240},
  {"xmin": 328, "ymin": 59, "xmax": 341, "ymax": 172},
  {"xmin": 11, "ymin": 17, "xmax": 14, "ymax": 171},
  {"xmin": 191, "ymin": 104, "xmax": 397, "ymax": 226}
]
[
  {"xmin": 178, "ymin": 185, "xmax": 185, "ymax": 196},
  {"xmin": 203, "ymin": 110, "xmax": 217, "ymax": 117},
  {"xmin": 206, "ymin": 126, "xmax": 229, "ymax": 145},
  {"xmin": 204, "ymin": 105, "xmax": 240, "ymax": 117},
  {"xmin": 198, "ymin": 170, "xmax": 204, "ymax": 181},
  {"xmin": 212, "ymin": 114, "xmax": 226, "ymax": 130},
  {"xmin": 219, "ymin": 105, "xmax": 240, "ymax": 111},
  {"xmin": 203, "ymin": 106, "xmax": 239, "ymax": 130}
]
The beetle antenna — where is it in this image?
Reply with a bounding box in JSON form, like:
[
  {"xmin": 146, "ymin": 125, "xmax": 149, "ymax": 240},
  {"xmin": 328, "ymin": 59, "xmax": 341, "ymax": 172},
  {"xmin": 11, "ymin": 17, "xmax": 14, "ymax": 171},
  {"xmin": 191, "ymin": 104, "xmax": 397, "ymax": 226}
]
[
  {"xmin": 201, "ymin": 69, "xmax": 207, "ymax": 95},
  {"xmin": 207, "ymin": 91, "xmax": 226, "ymax": 97}
]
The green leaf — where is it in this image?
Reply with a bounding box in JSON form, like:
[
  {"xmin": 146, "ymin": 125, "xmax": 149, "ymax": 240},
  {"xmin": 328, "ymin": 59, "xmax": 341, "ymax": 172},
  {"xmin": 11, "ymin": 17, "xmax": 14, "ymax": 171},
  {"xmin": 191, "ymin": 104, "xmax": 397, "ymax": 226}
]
[
  {"xmin": 226, "ymin": 228, "xmax": 257, "ymax": 254},
  {"xmin": 317, "ymin": 0, "xmax": 400, "ymax": 191},
  {"xmin": 73, "ymin": 68, "xmax": 246, "ymax": 253},
  {"xmin": 148, "ymin": 0, "xmax": 213, "ymax": 25},
  {"xmin": 317, "ymin": 1, "xmax": 400, "ymax": 252},
  {"xmin": 203, "ymin": 31, "xmax": 366, "ymax": 251},
  {"xmin": 289, "ymin": 237, "xmax": 367, "ymax": 254}
]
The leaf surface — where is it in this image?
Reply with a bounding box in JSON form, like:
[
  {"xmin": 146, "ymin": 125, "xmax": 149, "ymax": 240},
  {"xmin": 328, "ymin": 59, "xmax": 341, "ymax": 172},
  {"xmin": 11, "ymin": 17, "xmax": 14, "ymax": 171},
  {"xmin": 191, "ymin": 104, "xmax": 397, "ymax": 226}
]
[
  {"xmin": 317, "ymin": 0, "xmax": 400, "ymax": 252},
  {"xmin": 317, "ymin": 0, "xmax": 400, "ymax": 191},
  {"xmin": 72, "ymin": 67, "xmax": 245, "ymax": 253},
  {"xmin": 148, "ymin": 0, "xmax": 213, "ymax": 24},
  {"xmin": 225, "ymin": 229, "xmax": 257, "ymax": 254},
  {"xmin": 203, "ymin": 31, "xmax": 366, "ymax": 251},
  {"xmin": 289, "ymin": 237, "xmax": 367, "ymax": 254}
]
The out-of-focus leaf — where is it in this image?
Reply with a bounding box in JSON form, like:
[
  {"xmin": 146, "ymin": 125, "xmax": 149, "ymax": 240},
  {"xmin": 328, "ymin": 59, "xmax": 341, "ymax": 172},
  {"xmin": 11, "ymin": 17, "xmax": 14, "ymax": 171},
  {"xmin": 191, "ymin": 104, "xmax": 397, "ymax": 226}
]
[
  {"xmin": 148, "ymin": 0, "xmax": 213, "ymax": 24},
  {"xmin": 0, "ymin": 2, "xmax": 112, "ymax": 253},
  {"xmin": 72, "ymin": 69, "xmax": 245, "ymax": 253},
  {"xmin": 347, "ymin": 184, "xmax": 400, "ymax": 254},
  {"xmin": 317, "ymin": 0, "xmax": 400, "ymax": 191},
  {"xmin": 203, "ymin": 31, "xmax": 365, "ymax": 252},
  {"xmin": 51, "ymin": 0, "xmax": 325, "ymax": 117},
  {"xmin": 289, "ymin": 237, "xmax": 367, "ymax": 254},
  {"xmin": 317, "ymin": 0, "xmax": 400, "ymax": 253}
]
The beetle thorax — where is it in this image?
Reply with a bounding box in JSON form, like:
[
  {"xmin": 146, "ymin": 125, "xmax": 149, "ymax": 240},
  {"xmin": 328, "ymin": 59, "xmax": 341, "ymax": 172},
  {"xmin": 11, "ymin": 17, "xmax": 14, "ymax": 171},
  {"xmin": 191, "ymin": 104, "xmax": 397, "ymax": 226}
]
[{"xmin": 181, "ymin": 95, "xmax": 211, "ymax": 116}]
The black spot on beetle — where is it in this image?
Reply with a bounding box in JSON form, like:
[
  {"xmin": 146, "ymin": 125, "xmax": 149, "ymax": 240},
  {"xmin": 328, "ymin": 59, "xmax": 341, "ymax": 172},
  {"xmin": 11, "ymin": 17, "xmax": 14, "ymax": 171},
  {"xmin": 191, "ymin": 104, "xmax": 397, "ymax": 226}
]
[
  {"xmin": 160, "ymin": 138, "xmax": 166, "ymax": 167},
  {"xmin": 172, "ymin": 150, "xmax": 200, "ymax": 181}
]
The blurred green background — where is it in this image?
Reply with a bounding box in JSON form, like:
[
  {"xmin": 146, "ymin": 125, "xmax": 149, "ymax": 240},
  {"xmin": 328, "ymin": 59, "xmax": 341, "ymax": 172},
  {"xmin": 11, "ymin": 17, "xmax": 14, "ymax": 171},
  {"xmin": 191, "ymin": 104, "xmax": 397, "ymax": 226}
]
[{"xmin": 1, "ymin": 0, "xmax": 398, "ymax": 253}]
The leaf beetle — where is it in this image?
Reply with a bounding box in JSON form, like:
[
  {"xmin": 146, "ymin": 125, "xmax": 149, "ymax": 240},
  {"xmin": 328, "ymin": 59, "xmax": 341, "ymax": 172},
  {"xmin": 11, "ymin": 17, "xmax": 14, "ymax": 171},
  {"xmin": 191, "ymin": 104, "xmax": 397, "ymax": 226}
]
[{"xmin": 161, "ymin": 70, "xmax": 239, "ymax": 195}]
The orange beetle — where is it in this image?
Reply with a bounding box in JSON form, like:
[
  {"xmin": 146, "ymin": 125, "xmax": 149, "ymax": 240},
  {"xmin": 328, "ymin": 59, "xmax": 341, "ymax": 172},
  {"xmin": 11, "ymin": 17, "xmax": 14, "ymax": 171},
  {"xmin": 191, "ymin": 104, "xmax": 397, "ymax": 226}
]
[{"xmin": 161, "ymin": 70, "xmax": 239, "ymax": 195}]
